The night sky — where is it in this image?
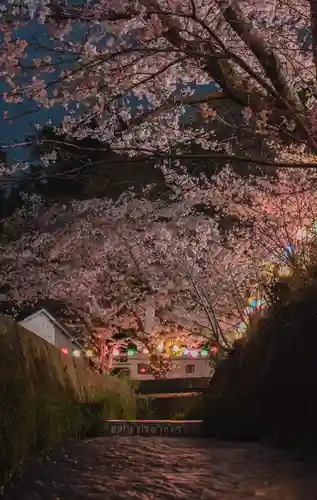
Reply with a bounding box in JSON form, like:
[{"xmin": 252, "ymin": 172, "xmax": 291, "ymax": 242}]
[{"xmin": 0, "ymin": 18, "xmax": 84, "ymax": 164}]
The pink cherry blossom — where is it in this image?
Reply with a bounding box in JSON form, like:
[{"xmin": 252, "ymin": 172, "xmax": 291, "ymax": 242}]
[
  {"xmin": 0, "ymin": 0, "xmax": 316, "ymax": 161},
  {"xmin": 1, "ymin": 0, "xmax": 317, "ymax": 370}
]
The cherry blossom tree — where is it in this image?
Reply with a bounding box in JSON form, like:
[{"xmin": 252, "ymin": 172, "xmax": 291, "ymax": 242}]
[
  {"xmin": 0, "ymin": 184, "xmax": 228, "ymax": 368},
  {"xmin": 2, "ymin": 161, "xmax": 317, "ymax": 377},
  {"xmin": 4, "ymin": 162, "xmax": 314, "ymax": 352},
  {"xmin": 213, "ymin": 166, "xmax": 317, "ymax": 264},
  {"xmin": 4, "ymin": 1, "xmax": 317, "ymax": 383},
  {"xmin": 1, "ymin": 0, "xmax": 317, "ymax": 184},
  {"xmin": 208, "ymin": 165, "xmax": 317, "ymax": 335}
]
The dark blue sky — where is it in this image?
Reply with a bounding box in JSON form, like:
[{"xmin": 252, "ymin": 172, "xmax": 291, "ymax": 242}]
[{"xmin": 0, "ymin": 19, "xmax": 87, "ymax": 164}]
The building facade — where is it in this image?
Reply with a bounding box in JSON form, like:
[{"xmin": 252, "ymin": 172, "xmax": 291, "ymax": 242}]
[{"xmin": 112, "ymin": 351, "xmax": 213, "ymax": 380}]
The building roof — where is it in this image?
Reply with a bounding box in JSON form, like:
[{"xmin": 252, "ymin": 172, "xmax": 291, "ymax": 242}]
[{"xmin": 19, "ymin": 307, "xmax": 83, "ymax": 350}]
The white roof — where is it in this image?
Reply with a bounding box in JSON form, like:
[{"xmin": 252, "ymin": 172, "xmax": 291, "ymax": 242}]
[{"xmin": 20, "ymin": 308, "xmax": 83, "ymax": 349}]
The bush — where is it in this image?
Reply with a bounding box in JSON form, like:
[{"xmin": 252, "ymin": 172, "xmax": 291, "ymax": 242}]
[
  {"xmin": 202, "ymin": 274, "xmax": 317, "ymax": 448},
  {"xmin": 136, "ymin": 396, "xmax": 156, "ymax": 419},
  {"xmin": 136, "ymin": 394, "xmax": 204, "ymax": 421}
]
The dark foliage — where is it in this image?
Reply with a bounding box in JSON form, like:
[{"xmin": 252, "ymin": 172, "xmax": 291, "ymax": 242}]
[{"xmin": 202, "ymin": 281, "xmax": 317, "ymax": 449}]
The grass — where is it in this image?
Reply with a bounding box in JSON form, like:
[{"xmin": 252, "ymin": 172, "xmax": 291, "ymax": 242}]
[{"xmin": 0, "ymin": 316, "xmax": 136, "ymax": 483}]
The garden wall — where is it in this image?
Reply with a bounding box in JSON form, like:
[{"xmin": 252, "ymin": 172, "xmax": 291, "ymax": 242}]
[{"xmin": 0, "ymin": 315, "xmax": 136, "ymax": 481}]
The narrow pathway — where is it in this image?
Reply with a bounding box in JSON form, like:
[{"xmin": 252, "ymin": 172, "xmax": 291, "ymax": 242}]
[{"xmin": 3, "ymin": 437, "xmax": 317, "ymax": 499}]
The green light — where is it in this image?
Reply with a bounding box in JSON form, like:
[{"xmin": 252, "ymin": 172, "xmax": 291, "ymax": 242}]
[
  {"xmin": 200, "ymin": 349, "xmax": 209, "ymax": 357},
  {"xmin": 128, "ymin": 349, "xmax": 136, "ymax": 356}
]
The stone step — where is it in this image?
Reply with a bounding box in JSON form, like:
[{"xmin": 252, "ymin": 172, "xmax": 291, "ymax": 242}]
[{"xmin": 104, "ymin": 419, "xmax": 203, "ymax": 437}]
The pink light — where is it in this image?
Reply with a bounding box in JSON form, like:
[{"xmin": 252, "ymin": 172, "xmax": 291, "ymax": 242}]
[
  {"xmin": 113, "ymin": 348, "xmax": 120, "ymax": 357},
  {"xmin": 61, "ymin": 348, "xmax": 68, "ymax": 355}
]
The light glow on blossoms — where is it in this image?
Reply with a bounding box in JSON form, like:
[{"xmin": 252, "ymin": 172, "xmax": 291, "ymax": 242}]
[
  {"xmin": 0, "ymin": 189, "xmax": 227, "ymax": 355},
  {"xmin": 2, "ymin": 161, "xmax": 317, "ymax": 360},
  {"xmin": 205, "ymin": 166, "xmax": 317, "ymax": 338}
]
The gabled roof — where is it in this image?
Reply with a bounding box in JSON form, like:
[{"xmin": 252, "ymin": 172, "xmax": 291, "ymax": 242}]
[{"xmin": 19, "ymin": 307, "xmax": 83, "ymax": 350}]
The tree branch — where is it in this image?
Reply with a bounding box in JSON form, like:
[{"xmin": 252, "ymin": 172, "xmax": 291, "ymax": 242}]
[
  {"xmin": 144, "ymin": 0, "xmax": 316, "ymax": 149},
  {"xmin": 2, "ymin": 141, "xmax": 317, "ymax": 191},
  {"xmin": 218, "ymin": 0, "xmax": 303, "ymax": 112},
  {"xmin": 310, "ymin": 0, "xmax": 317, "ymax": 75},
  {"xmin": 48, "ymin": 3, "xmax": 136, "ymax": 23}
]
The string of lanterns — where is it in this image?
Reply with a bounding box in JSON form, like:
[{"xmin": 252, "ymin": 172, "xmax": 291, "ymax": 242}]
[
  {"xmin": 111, "ymin": 344, "xmax": 214, "ymax": 359},
  {"xmin": 60, "ymin": 347, "xmax": 98, "ymax": 359}
]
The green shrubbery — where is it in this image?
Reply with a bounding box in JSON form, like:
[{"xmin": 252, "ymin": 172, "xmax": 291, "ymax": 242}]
[
  {"xmin": 137, "ymin": 394, "xmax": 204, "ymax": 420},
  {"xmin": 202, "ymin": 260, "xmax": 317, "ymax": 448},
  {"xmin": 136, "ymin": 396, "xmax": 156, "ymax": 419},
  {"xmin": 0, "ymin": 316, "xmax": 136, "ymax": 483}
]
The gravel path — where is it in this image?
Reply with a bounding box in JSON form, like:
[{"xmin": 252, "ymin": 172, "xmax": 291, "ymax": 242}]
[{"xmin": 3, "ymin": 437, "xmax": 317, "ymax": 500}]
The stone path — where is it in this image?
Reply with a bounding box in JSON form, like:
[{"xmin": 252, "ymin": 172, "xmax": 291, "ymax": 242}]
[{"xmin": 3, "ymin": 437, "xmax": 317, "ymax": 499}]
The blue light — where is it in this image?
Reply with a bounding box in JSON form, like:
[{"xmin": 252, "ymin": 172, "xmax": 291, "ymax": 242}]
[{"xmin": 283, "ymin": 243, "xmax": 294, "ymax": 258}]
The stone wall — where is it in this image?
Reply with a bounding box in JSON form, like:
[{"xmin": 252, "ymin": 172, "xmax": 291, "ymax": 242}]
[{"xmin": 0, "ymin": 315, "xmax": 135, "ymax": 481}]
